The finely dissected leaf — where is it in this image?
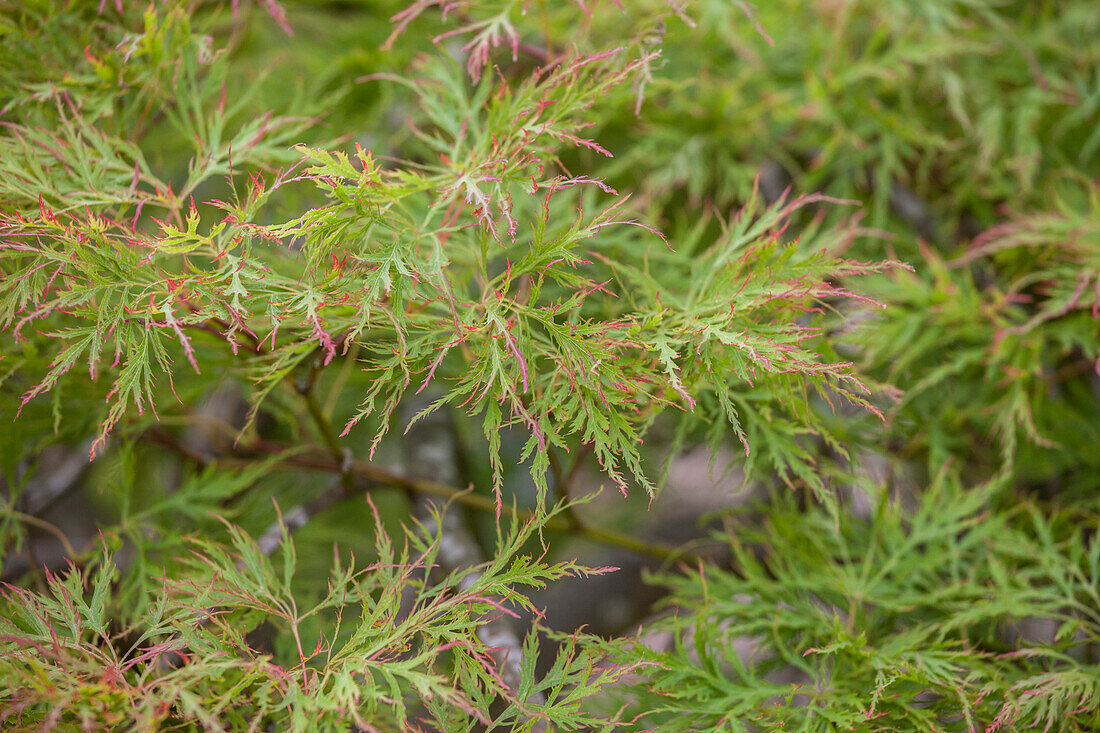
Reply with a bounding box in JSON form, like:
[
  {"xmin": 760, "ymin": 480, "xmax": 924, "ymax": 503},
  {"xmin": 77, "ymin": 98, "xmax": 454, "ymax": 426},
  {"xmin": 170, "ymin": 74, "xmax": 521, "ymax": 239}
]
[
  {"xmin": 2, "ymin": 5, "xmax": 893, "ymax": 499},
  {"xmin": 0, "ymin": 501, "xmax": 636, "ymax": 730},
  {"xmin": 615, "ymin": 477, "xmax": 1100, "ymax": 732}
]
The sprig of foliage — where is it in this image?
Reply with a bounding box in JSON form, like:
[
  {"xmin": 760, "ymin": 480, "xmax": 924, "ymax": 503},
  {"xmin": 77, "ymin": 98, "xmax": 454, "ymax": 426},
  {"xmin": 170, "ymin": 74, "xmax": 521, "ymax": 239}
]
[
  {"xmin": 0, "ymin": 1, "xmax": 892, "ymax": 505},
  {"xmin": 614, "ymin": 477, "xmax": 1100, "ymax": 732},
  {"xmin": 0, "ymin": 500, "xmax": 639, "ymax": 730}
]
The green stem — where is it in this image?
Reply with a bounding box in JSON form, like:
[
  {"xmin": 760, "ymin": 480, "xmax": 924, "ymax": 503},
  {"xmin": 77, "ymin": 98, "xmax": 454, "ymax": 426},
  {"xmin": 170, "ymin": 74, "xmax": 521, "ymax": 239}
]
[
  {"xmin": 293, "ymin": 371, "xmax": 355, "ymax": 494},
  {"xmin": 547, "ymin": 448, "xmax": 584, "ymax": 530}
]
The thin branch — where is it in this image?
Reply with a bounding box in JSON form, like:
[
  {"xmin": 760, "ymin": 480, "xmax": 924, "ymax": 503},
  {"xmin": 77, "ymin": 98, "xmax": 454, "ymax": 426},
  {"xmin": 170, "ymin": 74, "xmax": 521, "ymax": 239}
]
[
  {"xmin": 8, "ymin": 511, "xmax": 78, "ymax": 560},
  {"xmin": 547, "ymin": 447, "xmax": 587, "ymax": 530},
  {"xmin": 293, "ymin": 371, "xmax": 355, "ymax": 496},
  {"xmin": 274, "ymin": 449, "xmax": 700, "ymax": 564},
  {"xmin": 144, "ymin": 429, "xmax": 704, "ymax": 565}
]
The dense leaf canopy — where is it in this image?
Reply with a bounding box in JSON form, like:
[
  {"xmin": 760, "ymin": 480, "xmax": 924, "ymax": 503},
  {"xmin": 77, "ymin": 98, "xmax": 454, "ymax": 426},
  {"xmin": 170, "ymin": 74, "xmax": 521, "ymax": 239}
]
[{"xmin": 1, "ymin": 1, "xmax": 1097, "ymax": 730}]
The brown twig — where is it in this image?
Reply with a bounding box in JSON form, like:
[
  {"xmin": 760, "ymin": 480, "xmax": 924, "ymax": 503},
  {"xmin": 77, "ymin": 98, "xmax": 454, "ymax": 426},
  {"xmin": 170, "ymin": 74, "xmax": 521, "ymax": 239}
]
[
  {"xmin": 9, "ymin": 511, "xmax": 79, "ymax": 561},
  {"xmin": 292, "ymin": 363, "xmax": 356, "ymax": 497},
  {"xmin": 145, "ymin": 429, "xmax": 701, "ymax": 565}
]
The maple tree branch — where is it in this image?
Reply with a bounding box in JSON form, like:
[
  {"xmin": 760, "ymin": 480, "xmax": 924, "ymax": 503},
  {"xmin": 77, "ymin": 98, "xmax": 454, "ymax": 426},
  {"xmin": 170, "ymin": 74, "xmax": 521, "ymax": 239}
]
[
  {"xmin": 293, "ymin": 364, "xmax": 356, "ymax": 496},
  {"xmin": 142, "ymin": 428, "xmax": 702, "ymax": 565}
]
